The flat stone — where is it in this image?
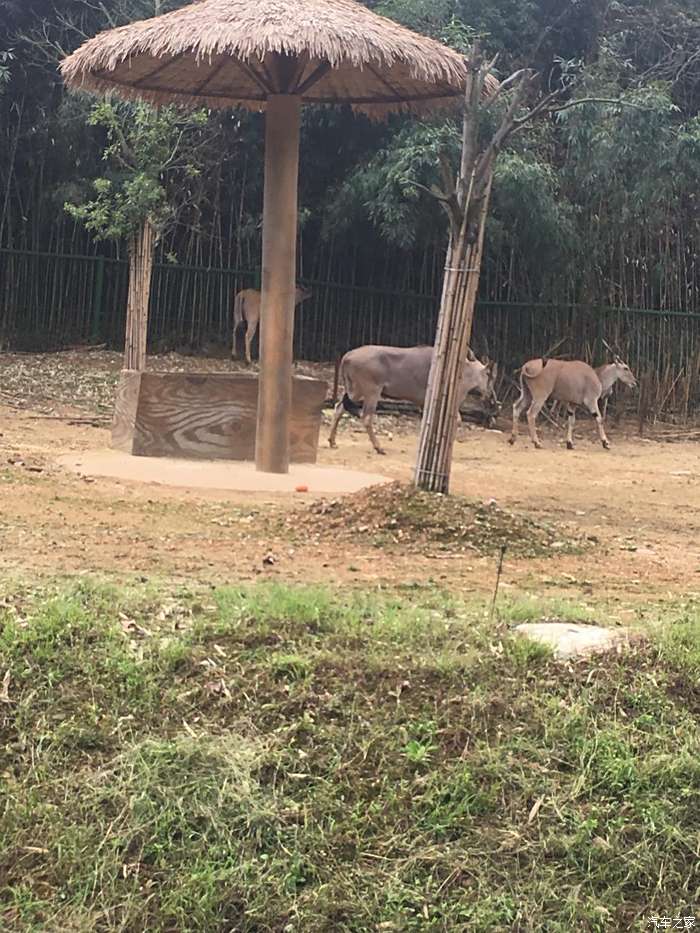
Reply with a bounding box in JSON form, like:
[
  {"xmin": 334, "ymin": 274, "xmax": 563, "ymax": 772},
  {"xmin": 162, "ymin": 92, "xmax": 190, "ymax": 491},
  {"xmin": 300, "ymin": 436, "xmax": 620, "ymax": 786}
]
[
  {"xmin": 57, "ymin": 450, "xmax": 392, "ymax": 496},
  {"xmin": 514, "ymin": 622, "xmax": 634, "ymax": 660}
]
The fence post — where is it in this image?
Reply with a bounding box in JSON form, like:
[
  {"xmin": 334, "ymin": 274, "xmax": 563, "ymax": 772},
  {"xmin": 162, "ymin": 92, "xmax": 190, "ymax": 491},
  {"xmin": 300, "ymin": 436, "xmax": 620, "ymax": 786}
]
[
  {"xmin": 92, "ymin": 255, "xmax": 106, "ymax": 341},
  {"xmin": 595, "ymin": 306, "xmax": 604, "ymax": 361}
]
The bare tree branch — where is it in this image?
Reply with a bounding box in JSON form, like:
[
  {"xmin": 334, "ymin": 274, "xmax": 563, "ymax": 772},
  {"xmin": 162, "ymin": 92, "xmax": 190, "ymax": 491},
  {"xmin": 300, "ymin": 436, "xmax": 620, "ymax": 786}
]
[
  {"xmin": 483, "ymin": 68, "xmax": 533, "ymax": 106},
  {"xmin": 511, "ymin": 86, "xmax": 566, "ymax": 127},
  {"xmin": 407, "ymin": 180, "xmax": 449, "ymax": 202},
  {"xmin": 548, "ymin": 96, "xmax": 648, "ymax": 114}
]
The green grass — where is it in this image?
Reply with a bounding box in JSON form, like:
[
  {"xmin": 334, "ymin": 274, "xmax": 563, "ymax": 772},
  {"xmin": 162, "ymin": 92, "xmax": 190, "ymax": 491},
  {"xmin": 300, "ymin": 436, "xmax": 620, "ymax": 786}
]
[
  {"xmin": 0, "ymin": 581, "xmax": 698, "ymax": 931},
  {"xmin": 497, "ymin": 593, "xmax": 598, "ymax": 624}
]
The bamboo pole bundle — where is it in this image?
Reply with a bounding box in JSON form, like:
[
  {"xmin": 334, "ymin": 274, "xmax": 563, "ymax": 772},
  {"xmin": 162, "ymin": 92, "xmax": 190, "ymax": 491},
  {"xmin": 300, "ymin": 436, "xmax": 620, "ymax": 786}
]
[{"xmin": 124, "ymin": 218, "xmax": 155, "ymax": 371}]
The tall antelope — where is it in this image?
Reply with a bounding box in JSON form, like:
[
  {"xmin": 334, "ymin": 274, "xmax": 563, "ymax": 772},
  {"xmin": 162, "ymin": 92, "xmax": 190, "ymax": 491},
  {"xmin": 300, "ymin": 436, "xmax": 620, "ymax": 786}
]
[
  {"xmin": 509, "ymin": 355, "xmax": 637, "ymax": 450},
  {"xmin": 232, "ymin": 285, "xmax": 312, "ymax": 364},
  {"xmin": 329, "ymin": 344, "xmax": 499, "ymax": 455}
]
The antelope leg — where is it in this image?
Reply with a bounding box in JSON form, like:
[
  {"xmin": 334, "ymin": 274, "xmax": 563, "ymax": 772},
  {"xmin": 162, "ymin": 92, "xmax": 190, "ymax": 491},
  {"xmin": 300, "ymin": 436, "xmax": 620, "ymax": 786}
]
[
  {"xmin": 363, "ymin": 406, "xmax": 385, "ymax": 455},
  {"xmin": 591, "ymin": 402, "xmax": 610, "ymax": 449},
  {"xmin": 566, "ymin": 406, "xmax": 576, "ymax": 450},
  {"xmin": 526, "ymin": 400, "xmax": 544, "ymax": 449},
  {"xmin": 509, "ymin": 393, "xmax": 527, "ymax": 445},
  {"xmin": 328, "ymin": 400, "xmax": 345, "ymax": 448}
]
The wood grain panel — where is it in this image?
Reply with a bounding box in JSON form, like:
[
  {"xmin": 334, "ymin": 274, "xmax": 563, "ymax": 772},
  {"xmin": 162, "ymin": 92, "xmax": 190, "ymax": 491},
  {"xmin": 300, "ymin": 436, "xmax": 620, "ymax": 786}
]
[
  {"xmin": 111, "ymin": 370, "xmax": 326, "ymax": 463},
  {"xmin": 288, "ymin": 376, "xmax": 328, "ymax": 463},
  {"xmin": 111, "ymin": 370, "xmax": 142, "ymax": 452}
]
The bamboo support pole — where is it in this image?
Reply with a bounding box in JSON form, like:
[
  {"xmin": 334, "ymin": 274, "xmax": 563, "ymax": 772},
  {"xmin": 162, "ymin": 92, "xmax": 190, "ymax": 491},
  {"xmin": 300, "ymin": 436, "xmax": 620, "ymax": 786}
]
[{"xmin": 124, "ymin": 218, "xmax": 155, "ymax": 371}]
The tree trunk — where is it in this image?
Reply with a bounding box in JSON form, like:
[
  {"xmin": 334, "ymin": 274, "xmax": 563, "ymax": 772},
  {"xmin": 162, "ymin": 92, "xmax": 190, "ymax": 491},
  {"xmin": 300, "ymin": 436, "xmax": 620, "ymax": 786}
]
[{"xmin": 124, "ymin": 218, "xmax": 155, "ymax": 371}]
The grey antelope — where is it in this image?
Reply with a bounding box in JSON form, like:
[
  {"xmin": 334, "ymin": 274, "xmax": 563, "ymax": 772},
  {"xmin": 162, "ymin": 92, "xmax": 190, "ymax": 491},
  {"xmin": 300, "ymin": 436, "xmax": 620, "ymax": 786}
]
[
  {"xmin": 329, "ymin": 344, "xmax": 499, "ymax": 455},
  {"xmin": 509, "ymin": 356, "xmax": 637, "ymax": 450},
  {"xmin": 550, "ymin": 364, "xmax": 619, "ymax": 425},
  {"xmin": 232, "ymin": 285, "xmax": 312, "ymax": 364}
]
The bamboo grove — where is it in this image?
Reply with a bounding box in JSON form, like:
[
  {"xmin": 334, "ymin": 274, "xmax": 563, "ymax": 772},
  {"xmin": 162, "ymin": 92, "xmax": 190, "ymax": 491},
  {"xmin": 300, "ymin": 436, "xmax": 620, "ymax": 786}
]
[{"xmin": 1, "ymin": 0, "xmax": 700, "ymax": 417}]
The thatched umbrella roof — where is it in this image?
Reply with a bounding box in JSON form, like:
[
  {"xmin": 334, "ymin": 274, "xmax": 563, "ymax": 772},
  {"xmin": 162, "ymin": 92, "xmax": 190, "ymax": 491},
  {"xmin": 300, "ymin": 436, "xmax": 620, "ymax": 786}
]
[{"xmin": 60, "ymin": 0, "xmax": 485, "ymax": 116}]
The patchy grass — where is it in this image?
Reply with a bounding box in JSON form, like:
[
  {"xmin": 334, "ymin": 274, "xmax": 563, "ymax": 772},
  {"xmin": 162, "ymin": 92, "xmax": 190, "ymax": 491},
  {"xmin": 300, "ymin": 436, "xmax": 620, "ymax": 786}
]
[
  {"xmin": 497, "ymin": 593, "xmax": 599, "ymax": 625},
  {"xmin": 0, "ymin": 580, "xmax": 698, "ymax": 931},
  {"xmin": 282, "ymin": 481, "xmax": 586, "ymax": 558}
]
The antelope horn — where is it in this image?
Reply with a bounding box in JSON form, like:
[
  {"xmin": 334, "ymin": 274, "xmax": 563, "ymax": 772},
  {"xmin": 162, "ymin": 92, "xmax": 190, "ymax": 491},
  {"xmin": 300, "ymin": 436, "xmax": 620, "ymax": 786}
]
[
  {"xmin": 602, "ymin": 337, "xmax": 623, "ymax": 361},
  {"xmin": 542, "ymin": 336, "xmax": 568, "ymax": 359}
]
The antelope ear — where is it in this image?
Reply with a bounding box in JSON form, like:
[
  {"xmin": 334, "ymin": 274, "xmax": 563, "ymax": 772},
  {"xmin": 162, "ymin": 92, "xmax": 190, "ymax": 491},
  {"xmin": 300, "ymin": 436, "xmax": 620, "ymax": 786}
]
[{"xmin": 466, "ymin": 347, "xmax": 476, "ymax": 362}]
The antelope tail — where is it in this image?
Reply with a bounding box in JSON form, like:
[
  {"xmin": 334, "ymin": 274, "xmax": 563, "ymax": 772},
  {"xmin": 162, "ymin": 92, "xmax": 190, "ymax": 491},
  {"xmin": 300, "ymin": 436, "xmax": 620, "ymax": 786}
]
[
  {"xmin": 332, "ymin": 355, "xmax": 342, "ymax": 405},
  {"xmin": 338, "ymin": 360, "xmax": 361, "ymax": 415},
  {"xmin": 522, "ymin": 359, "xmax": 546, "ymax": 380},
  {"xmin": 342, "ymin": 394, "xmax": 362, "ymax": 416}
]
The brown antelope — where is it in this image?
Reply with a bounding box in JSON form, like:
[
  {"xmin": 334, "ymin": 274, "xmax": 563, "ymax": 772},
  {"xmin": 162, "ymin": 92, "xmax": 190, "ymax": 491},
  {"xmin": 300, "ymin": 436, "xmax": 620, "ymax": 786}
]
[
  {"xmin": 329, "ymin": 344, "xmax": 499, "ymax": 455},
  {"xmin": 232, "ymin": 285, "xmax": 312, "ymax": 364},
  {"xmin": 509, "ymin": 355, "xmax": 637, "ymax": 450}
]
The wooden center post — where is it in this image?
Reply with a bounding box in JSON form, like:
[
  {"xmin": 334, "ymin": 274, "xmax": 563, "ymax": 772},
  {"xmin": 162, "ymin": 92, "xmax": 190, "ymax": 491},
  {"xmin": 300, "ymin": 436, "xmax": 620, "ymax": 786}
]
[{"xmin": 255, "ymin": 92, "xmax": 302, "ymax": 474}]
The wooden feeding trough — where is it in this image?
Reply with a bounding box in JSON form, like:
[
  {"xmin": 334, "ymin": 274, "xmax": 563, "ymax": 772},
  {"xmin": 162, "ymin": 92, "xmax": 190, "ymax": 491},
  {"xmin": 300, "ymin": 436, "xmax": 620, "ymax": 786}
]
[{"xmin": 111, "ymin": 370, "xmax": 327, "ymax": 463}]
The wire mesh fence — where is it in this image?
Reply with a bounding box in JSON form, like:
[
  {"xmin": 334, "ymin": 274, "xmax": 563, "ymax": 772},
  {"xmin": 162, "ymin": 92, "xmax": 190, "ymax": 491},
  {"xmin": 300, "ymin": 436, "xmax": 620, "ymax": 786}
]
[{"xmin": 1, "ymin": 248, "xmax": 699, "ymax": 417}]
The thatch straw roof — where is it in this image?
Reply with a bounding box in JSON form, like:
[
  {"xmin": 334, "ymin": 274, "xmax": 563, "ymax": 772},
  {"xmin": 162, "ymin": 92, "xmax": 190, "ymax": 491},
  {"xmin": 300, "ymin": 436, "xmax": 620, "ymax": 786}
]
[{"xmin": 61, "ymin": 0, "xmax": 491, "ymax": 117}]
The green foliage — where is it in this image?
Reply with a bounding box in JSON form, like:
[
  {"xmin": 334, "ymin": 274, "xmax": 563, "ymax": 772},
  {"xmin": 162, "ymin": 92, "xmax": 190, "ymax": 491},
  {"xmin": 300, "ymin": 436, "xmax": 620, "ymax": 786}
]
[
  {"xmin": 489, "ymin": 151, "xmax": 578, "ymax": 275},
  {"xmin": 66, "ymin": 173, "xmax": 167, "ymax": 241},
  {"xmin": 554, "ymin": 80, "xmax": 700, "ymax": 302},
  {"xmin": 601, "ymin": 0, "xmax": 700, "ymax": 113},
  {"xmin": 458, "ymin": 0, "xmax": 540, "ymax": 62},
  {"xmin": 560, "ymin": 85, "xmax": 682, "ymax": 199},
  {"xmin": 375, "ymin": 0, "xmax": 477, "ymax": 52},
  {"xmin": 65, "ymin": 100, "xmax": 208, "ymax": 242},
  {"xmin": 0, "ymin": 49, "xmax": 13, "ymax": 89},
  {"xmin": 326, "ymin": 120, "xmax": 460, "ymax": 248}
]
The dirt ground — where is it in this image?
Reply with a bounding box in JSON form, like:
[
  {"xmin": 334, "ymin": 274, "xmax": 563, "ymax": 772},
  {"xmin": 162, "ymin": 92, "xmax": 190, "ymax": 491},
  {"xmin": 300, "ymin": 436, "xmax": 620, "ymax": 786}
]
[{"xmin": 1, "ymin": 351, "xmax": 699, "ymax": 607}]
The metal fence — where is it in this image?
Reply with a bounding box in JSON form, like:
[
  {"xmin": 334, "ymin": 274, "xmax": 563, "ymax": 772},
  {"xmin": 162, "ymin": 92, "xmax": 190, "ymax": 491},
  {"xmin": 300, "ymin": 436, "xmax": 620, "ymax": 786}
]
[
  {"xmin": 2, "ymin": 248, "xmax": 699, "ymax": 415},
  {"xmin": 0, "ymin": 249, "xmax": 258, "ymax": 350}
]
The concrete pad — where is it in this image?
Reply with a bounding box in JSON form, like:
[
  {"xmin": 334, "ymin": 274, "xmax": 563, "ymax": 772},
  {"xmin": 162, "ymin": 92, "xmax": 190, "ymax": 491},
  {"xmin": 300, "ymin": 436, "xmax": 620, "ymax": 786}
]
[
  {"xmin": 56, "ymin": 449, "xmax": 391, "ymax": 496},
  {"xmin": 515, "ymin": 622, "xmax": 634, "ymax": 660}
]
